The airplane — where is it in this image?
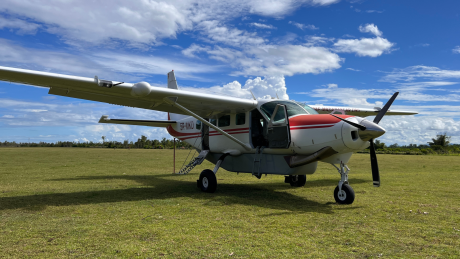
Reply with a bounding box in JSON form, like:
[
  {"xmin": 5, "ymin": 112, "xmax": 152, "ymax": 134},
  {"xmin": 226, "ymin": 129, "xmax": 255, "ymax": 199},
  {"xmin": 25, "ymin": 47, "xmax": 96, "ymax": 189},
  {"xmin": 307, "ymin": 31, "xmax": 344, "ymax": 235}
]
[{"xmin": 0, "ymin": 66, "xmax": 417, "ymax": 204}]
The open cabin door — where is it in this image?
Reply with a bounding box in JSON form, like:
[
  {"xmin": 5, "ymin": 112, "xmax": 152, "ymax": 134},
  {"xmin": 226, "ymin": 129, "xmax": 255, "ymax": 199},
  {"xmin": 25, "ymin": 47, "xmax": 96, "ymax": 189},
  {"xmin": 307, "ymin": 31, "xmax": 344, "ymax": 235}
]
[
  {"xmin": 201, "ymin": 119, "xmax": 209, "ymax": 150},
  {"xmin": 267, "ymin": 104, "xmax": 291, "ymax": 148}
]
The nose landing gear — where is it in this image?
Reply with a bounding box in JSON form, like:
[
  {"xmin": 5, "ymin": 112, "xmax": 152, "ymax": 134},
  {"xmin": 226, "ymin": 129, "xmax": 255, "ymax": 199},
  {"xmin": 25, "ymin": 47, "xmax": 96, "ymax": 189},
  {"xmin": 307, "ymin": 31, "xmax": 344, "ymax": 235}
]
[{"xmin": 333, "ymin": 162, "xmax": 355, "ymax": 204}]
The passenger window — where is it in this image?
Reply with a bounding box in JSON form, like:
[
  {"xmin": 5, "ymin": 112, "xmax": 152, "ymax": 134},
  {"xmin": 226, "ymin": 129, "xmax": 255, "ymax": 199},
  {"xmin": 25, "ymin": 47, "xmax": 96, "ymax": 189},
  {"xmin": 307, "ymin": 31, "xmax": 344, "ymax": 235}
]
[
  {"xmin": 210, "ymin": 118, "xmax": 217, "ymax": 126},
  {"xmin": 196, "ymin": 120, "xmax": 201, "ymax": 130},
  {"xmin": 218, "ymin": 115, "xmax": 230, "ymax": 127},
  {"xmin": 236, "ymin": 113, "xmax": 245, "ymax": 125}
]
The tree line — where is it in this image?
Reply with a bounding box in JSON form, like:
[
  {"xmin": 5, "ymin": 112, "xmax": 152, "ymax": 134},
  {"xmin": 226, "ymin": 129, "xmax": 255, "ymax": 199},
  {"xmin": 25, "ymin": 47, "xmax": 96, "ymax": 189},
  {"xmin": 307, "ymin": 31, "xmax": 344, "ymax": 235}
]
[
  {"xmin": 362, "ymin": 133, "xmax": 460, "ymax": 155},
  {"xmin": 1, "ymin": 133, "xmax": 458, "ymax": 155},
  {"xmin": 0, "ymin": 135, "xmax": 194, "ymax": 149}
]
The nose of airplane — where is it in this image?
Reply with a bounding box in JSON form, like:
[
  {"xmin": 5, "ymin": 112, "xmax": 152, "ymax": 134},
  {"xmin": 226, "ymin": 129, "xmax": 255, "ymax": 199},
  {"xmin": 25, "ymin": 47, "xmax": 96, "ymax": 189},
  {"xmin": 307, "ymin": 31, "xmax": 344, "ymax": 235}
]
[{"xmin": 358, "ymin": 120, "xmax": 386, "ymax": 141}]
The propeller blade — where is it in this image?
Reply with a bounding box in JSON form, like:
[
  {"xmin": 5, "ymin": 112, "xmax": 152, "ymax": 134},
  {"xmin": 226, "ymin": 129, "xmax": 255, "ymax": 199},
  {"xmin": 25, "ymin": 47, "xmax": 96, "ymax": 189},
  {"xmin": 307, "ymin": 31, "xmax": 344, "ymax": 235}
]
[
  {"xmin": 373, "ymin": 92, "xmax": 399, "ymax": 124},
  {"xmin": 369, "ymin": 139, "xmax": 380, "ymax": 187},
  {"xmin": 330, "ymin": 114, "xmax": 366, "ymax": 131}
]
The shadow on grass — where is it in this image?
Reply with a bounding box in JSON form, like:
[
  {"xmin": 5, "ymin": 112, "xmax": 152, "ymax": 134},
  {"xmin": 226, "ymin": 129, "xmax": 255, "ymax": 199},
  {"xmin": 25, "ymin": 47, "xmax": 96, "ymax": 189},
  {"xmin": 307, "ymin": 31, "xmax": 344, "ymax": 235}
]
[{"xmin": 0, "ymin": 174, "xmax": 366, "ymax": 214}]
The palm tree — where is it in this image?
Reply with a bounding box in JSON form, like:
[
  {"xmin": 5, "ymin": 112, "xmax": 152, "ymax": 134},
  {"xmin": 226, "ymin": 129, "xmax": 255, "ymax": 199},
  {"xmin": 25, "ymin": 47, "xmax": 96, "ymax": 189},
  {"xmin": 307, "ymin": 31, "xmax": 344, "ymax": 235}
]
[{"xmin": 428, "ymin": 133, "xmax": 451, "ymax": 147}]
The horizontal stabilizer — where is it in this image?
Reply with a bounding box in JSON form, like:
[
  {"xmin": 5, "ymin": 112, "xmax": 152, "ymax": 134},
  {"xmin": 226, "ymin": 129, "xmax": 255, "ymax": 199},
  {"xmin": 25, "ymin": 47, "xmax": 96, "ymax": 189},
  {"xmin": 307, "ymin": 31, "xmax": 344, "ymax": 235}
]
[{"xmin": 98, "ymin": 115, "xmax": 176, "ymax": 128}]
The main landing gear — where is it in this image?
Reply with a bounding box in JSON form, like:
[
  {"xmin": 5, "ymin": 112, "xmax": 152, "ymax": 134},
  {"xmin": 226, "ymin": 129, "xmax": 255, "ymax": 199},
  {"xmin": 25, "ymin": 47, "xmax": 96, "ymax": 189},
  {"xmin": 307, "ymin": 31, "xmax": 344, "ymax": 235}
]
[
  {"xmin": 333, "ymin": 162, "xmax": 355, "ymax": 204},
  {"xmin": 198, "ymin": 169, "xmax": 217, "ymax": 193},
  {"xmin": 197, "ymin": 153, "xmax": 229, "ymax": 193},
  {"xmin": 284, "ymin": 175, "xmax": 306, "ymax": 187}
]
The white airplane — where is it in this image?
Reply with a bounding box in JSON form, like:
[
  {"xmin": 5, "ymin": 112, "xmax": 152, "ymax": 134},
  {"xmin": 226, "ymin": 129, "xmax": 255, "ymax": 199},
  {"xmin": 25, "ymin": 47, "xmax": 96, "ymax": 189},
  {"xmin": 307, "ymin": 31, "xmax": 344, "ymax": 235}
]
[{"xmin": 0, "ymin": 66, "xmax": 417, "ymax": 204}]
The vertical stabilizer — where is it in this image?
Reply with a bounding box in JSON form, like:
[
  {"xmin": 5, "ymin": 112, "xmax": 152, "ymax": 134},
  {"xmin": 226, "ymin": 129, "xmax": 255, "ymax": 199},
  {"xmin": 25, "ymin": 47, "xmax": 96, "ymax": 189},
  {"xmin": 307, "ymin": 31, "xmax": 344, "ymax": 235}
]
[{"xmin": 167, "ymin": 70, "xmax": 179, "ymax": 90}]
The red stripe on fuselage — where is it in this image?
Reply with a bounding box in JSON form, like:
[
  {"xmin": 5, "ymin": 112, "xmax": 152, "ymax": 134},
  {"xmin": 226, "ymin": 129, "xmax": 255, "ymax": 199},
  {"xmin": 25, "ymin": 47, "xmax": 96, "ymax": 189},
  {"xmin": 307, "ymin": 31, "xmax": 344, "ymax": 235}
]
[
  {"xmin": 289, "ymin": 114, "xmax": 354, "ymax": 127},
  {"xmin": 167, "ymin": 125, "xmax": 250, "ymax": 141}
]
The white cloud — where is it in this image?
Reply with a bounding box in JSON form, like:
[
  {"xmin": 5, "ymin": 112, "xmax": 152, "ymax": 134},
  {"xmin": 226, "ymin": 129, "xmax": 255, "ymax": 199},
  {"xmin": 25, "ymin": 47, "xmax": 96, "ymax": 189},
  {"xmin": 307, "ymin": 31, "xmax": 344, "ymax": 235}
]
[
  {"xmin": 0, "ymin": 17, "xmax": 40, "ymax": 34},
  {"xmin": 378, "ymin": 116, "xmax": 460, "ymax": 145},
  {"xmin": 0, "ymin": 0, "xmax": 340, "ymax": 47},
  {"xmin": 346, "ymin": 68, "xmax": 361, "ymax": 71},
  {"xmin": 0, "ymin": 96, "xmax": 173, "ymax": 142},
  {"xmin": 247, "ymin": 0, "xmax": 340, "ymax": 17},
  {"xmin": 244, "ymin": 76, "xmax": 289, "ymax": 99},
  {"xmin": 198, "ymin": 20, "xmax": 266, "ymax": 47},
  {"xmin": 380, "ymin": 65, "xmax": 460, "ymax": 83},
  {"xmin": 92, "ymin": 52, "xmax": 219, "ymax": 80},
  {"xmin": 182, "ymin": 75, "xmax": 289, "ymax": 100},
  {"xmin": 300, "ymin": 83, "xmax": 460, "ymax": 107},
  {"xmin": 365, "ymin": 10, "xmax": 384, "ymax": 13},
  {"xmin": 289, "ymin": 21, "xmax": 319, "ymax": 30},
  {"xmin": 0, "ymin": 1, "xmax": 346, "ymax": 79},
  {"xmin": 0, "ymin": 1, "xmax": 190, "ymax": 46},
  {"xmin": 181, "ymin": 44, "xmax": 210, "ymax": 58},
  {"xmin": 0, "ymin": 39, "xmax": 217, "ymax": 81},
  {"xmin": 304, "ymin": 36, "xmax": 334, "ymax": 46},
  {"xmin": 359, "ymin": 23, "xmax": 382, "ymax": 37},
  {"xmin": 394, "ymin": 81, "xmax": 459, "ymax": 92},
  {"xmin": 244, "ymin": 45, "xmax": 342, "ymax": 76},
  {"xmin": 333, "ymin": 24, "xmax": 394, "ymax": 57},
  {"xmin": 251, "ymin": 23, "xmax": 276, "ymax": 29},
  {"xmin": 453, "ymin": 46, "xmax": 460, "ymax": 54},
  {"xmin": 334, "ymin": 37, "xmax": 394, "ymax": 57},
  {"xmin": 201, "ymin": 44, "xmax": 342, "ymax": 76},
  {"xmin": 181, "ymin": 40, "xmax": 342, "ymax": 77}
]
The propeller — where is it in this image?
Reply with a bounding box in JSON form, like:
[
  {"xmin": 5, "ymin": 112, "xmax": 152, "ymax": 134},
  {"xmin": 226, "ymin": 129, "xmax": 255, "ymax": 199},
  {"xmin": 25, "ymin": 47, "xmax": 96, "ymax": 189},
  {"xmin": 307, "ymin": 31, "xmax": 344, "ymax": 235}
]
[{"xmin": 331, "ymin": 92, "xmax": 399, "ymax": 187}]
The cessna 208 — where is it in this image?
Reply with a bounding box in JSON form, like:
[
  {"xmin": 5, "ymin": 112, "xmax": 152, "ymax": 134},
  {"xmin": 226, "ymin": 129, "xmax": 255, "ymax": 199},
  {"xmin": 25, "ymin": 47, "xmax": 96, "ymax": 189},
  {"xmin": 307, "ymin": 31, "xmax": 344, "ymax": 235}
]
[{"xmin": 0, "ymin": 66, "xmax": 417, "ymax": 204}]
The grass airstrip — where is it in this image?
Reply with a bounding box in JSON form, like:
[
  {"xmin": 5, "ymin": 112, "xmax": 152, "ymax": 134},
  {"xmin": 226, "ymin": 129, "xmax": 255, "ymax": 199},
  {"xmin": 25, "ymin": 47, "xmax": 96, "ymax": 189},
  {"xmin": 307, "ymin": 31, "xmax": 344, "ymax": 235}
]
[{"xmin": 0, "ymin": 148, "xmax": 459, "ymax": 258}]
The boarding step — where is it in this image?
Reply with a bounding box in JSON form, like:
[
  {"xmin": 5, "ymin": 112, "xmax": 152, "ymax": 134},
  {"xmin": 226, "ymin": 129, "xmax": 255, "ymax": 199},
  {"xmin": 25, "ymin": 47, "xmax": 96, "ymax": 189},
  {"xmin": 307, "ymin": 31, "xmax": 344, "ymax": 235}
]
[
  {"xmin": 177, "ymin": 150, "xmax": 209, "ymax": 175},
  {"xmin": 252, "ymin": 146, "xmax": 265, "ymax": 179}
]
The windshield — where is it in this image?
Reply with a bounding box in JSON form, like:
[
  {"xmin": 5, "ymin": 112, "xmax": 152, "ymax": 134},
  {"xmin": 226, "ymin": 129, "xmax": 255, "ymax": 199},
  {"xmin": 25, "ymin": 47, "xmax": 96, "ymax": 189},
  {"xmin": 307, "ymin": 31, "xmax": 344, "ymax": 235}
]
[
  {"xmin": 296, "ymin": 102, "xmax": 319, "ymax": 115},
  {"xmin": 259, "ymin": 101, "xmax": 317, "ymax": 120}
]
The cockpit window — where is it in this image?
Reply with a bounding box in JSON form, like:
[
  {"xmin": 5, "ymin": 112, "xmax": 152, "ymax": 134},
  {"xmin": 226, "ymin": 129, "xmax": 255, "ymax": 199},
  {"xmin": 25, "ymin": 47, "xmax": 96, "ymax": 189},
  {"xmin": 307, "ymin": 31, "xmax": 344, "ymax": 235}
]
[
  {"xmin": 260, "ymin": 101, "xmax": 317, "ymax": 120},
  {"xmin": 296, "ymin": 102, "xmax": 319, "ymax": 115}
]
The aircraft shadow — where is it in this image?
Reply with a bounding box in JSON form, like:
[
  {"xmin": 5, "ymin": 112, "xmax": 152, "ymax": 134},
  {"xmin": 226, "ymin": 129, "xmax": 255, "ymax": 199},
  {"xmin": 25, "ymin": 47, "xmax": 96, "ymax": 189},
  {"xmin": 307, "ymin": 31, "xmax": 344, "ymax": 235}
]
[{"xmin": 0, "ymin": 174, "xmax": 367, "ymax": 214}]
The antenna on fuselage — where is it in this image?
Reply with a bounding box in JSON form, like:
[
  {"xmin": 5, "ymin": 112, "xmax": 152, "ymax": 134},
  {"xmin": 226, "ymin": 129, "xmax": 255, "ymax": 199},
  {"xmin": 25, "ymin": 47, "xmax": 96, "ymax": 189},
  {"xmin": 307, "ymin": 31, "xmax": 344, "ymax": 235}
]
[{"xmin": 249, "ymin": 90, "xmax": 256, "ymax": 100}]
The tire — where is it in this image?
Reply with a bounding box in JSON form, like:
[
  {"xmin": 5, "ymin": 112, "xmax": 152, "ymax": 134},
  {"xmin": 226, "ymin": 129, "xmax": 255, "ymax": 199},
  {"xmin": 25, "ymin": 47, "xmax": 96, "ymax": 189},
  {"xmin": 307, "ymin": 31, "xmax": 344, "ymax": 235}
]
[
  {"xmin": 198, "ymin": 169, "xmax": 217, "ymax": 193},
  {"xmin": 334, "ymin": 184, "xmax": 355, "ymax": 204},
  {"xmin": 289, "ymin": 175, "xmax": 306, "ymax": 187}
]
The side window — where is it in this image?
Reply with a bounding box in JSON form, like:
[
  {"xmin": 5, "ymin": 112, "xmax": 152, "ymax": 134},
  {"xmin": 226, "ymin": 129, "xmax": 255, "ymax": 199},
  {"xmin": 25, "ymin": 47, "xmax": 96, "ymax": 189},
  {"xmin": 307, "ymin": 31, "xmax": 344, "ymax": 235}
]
[
  {"xmin": 210, "ymin": 118, "xmax": 217, "ymax": 126},
  {"xmin": 273, "ymin": 105, "xmax": 286, "ymax": 123},
  {"xmin": 196, "ymin": 120, "xmax": 201, "ymax": 130},
  {"xmin": 236, "ymin": 113, "xmax": 245, "ymax": 125},
  {"xmin": 218, "ymin": 115, "xmax": 230, "ymax": 127}
]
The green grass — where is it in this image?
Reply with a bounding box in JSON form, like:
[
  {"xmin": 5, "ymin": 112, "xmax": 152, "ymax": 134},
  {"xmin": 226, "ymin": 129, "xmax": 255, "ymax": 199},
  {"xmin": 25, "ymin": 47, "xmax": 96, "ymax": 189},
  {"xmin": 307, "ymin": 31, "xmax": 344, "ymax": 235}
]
[{"xmin": 1, "ymin": 148, "xmax": 459, "ymax": 258}]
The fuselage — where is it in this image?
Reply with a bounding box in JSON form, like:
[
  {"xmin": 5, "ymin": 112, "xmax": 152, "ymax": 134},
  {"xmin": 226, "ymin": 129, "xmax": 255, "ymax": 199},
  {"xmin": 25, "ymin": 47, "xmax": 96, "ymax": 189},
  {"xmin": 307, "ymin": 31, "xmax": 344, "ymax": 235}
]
[{"xmin": 167, "ymin": 99, "xmax": 374, "ymax": 165}]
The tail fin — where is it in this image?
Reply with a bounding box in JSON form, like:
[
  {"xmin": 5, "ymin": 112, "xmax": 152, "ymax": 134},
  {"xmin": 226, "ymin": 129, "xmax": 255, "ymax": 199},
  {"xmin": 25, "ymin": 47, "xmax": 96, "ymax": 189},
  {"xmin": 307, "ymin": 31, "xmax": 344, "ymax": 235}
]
[
  {"xmin": 167, "ymin": 70, "xmax": 180, "ymax": 120},
  {"xmin": 167, "ymin": 70, "xmax": 179, "ymax": 90}
]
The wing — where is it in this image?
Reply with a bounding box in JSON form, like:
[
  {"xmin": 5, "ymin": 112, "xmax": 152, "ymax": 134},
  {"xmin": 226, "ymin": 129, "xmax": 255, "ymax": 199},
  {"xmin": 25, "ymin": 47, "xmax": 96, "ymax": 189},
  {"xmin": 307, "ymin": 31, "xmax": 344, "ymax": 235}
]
[
  {"xmin": 309, "ymin": 105, "xmax": 417, "ymax": 117},
  {"xmin": 98, "ymin": 115, "xmax": 176, "ymax": 127},
  {"xmin": 0, "ymin": 66, "xmax": 257, "ymax": 117}
]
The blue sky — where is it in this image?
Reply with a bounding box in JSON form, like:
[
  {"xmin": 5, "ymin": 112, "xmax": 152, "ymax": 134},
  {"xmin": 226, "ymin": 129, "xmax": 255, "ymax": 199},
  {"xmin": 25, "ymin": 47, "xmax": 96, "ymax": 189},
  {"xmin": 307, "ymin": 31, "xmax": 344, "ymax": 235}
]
[{"xmin": 0, "ymin": 0, "xmax": 459, "ymax": 145}]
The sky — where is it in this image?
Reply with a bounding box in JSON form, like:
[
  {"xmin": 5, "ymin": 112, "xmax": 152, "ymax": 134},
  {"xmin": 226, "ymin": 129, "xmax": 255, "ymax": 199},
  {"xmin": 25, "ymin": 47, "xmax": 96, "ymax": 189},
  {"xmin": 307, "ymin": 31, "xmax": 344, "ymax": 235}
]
[{"xmin": 0, "ymin": 0, "xmax": 459, "ymax": 145}]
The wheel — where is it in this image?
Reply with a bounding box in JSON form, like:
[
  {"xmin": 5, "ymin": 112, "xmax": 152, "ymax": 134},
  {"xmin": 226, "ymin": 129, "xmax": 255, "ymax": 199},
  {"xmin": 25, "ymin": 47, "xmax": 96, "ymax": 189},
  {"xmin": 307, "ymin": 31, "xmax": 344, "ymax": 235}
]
[
  {"xmin": 288, "ymin": 175, "xmax": 306, "ymax": 187},
  {"xmin": 334, "ymin": 184, "xmax": 355, "ymax": 204},
  {"xmin": 197, "ymin": 169, "xmax": 217, "ymax": 193}
]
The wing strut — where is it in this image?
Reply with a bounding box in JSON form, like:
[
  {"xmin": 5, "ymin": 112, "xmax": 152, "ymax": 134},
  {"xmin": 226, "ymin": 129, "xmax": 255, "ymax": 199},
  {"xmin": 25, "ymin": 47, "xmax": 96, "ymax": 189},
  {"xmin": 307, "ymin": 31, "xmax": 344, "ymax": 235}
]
[{"xmin": 163, "ymin": 97, "xmax": 252, "ymax": 151}]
